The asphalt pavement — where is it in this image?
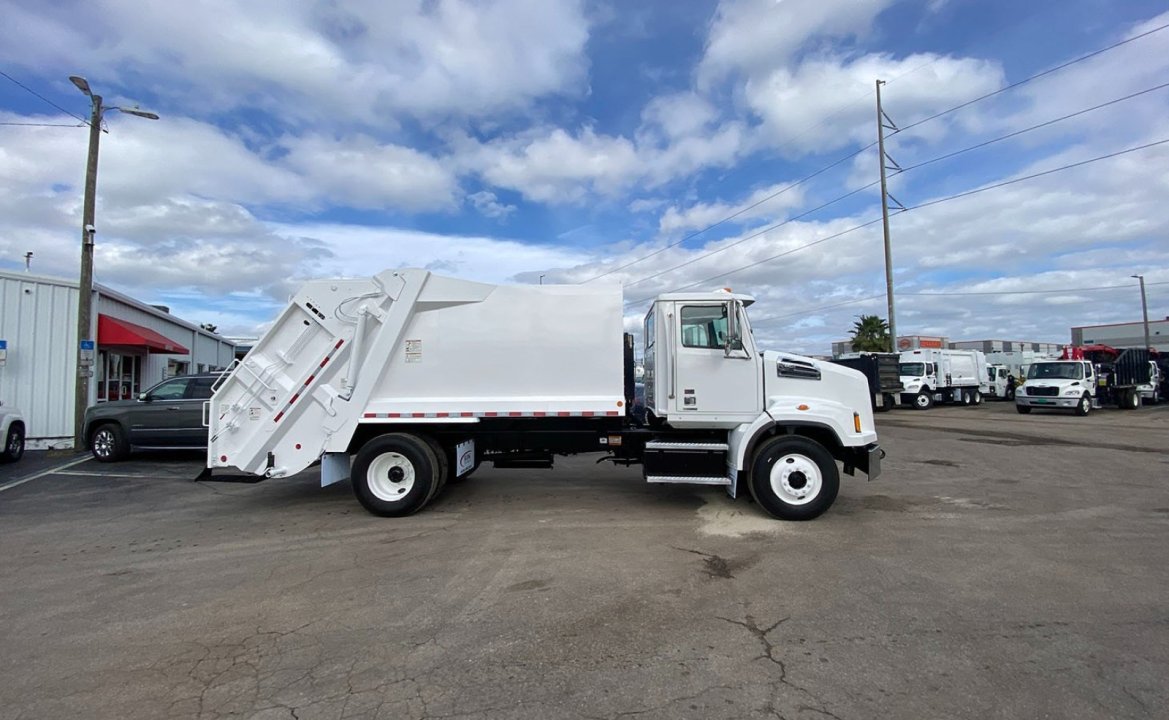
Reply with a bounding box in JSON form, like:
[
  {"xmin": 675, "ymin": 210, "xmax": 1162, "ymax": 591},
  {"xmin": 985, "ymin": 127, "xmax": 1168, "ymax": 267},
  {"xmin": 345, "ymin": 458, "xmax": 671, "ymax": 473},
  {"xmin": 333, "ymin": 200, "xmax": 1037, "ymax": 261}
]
[{"xmin": 0, "ymin": 401, "xmax": 1166, "ymax": 719}]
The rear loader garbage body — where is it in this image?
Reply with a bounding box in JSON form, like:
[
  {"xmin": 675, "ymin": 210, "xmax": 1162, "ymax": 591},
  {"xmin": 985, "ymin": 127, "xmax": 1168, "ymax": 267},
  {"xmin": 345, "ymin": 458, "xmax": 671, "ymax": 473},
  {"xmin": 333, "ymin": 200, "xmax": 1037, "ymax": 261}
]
[{"xmin": 207, "ymin": 269, "xmax": 881, "ymax": 521}]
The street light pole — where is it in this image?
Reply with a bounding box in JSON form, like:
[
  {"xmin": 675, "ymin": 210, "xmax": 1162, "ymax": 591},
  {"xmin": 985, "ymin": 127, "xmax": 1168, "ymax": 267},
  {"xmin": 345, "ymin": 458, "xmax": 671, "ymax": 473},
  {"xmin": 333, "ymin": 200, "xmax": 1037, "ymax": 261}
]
[
  {"xmin": 1132, "ymin": 274, "xmax": 1151, "ymax": 351},
  {"xmin": 69, "ymin": 76, "xmax": 158, "ymax": 450}
]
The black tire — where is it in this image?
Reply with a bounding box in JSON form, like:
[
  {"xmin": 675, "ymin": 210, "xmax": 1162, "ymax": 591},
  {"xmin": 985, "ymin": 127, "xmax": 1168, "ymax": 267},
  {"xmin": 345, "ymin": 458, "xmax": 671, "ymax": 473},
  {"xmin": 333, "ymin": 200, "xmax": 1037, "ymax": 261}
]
[
  {"xmin": 1015, "ymin": 404, "xmax": 1032, "ymax": 414},
  {"xmin": 748, "ymin": 436, "xmax": 840, "ymax": 521},
  {"xmin": 351, "ymin": 433, "xmax": 439, "ymax": 517},
  {"xmin": 1006, "ymin": 387, "xmax": 1016, "ymax": 401},
  {"xmin": 90, "ymin": 423, "xmax": 129, "ymax": 462},
  {"xmin": 972, "ymin": 390, "xmax": 982, "ymax": 405},
  {"xmin": 875, "ymin": 393, "xmax": 894, "ymax": 413},
  {"xmin": 422, "ymin": 436, "xmax": 449, "ymax": 499},
  {"xmin": 913, "ymin": 390, "xmax": 934, "ymax": 410},
  {"xmin": 1074, "ymin": 393, "xmax": 1091, "ymax": 416},
  {"xmin": 960, "ymin": 389, "xmax": 973, "ymax": 406},
  {"xmin": 1, "ymin": 423, "xmax": 24, "ymax": 463}
]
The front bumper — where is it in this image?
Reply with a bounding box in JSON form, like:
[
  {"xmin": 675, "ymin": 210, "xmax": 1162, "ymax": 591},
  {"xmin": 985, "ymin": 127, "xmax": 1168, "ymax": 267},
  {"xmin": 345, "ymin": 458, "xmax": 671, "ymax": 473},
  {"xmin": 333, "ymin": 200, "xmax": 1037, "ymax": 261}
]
[{"xmin": 1016, "ymin": 395, "xmax": 1080, "ymax": 409}]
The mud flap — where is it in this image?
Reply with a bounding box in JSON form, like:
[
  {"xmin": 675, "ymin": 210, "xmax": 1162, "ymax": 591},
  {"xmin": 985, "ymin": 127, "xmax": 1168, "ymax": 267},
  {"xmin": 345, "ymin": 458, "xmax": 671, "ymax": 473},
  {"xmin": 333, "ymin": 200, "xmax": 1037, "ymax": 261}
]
[{"xmin": 321, "ymin": 452, "xmax": 350, "ymax": 487}]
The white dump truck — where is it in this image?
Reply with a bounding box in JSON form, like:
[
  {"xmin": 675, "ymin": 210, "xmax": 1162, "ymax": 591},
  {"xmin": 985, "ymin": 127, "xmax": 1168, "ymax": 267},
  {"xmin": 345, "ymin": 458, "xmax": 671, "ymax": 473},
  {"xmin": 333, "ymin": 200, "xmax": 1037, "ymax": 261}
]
[
  {"xmin": 204, "ymin": 270, "xmax": 881, "ymax": 520},
  {"xmin": 898, "ymin": 348, "xmax": 987, "ymax": 409}
]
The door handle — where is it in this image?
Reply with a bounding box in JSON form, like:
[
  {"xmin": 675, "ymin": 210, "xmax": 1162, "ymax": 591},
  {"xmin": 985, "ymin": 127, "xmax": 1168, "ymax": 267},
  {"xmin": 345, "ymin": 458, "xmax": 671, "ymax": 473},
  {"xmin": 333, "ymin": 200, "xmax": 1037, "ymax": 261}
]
[{"xmin": 167, "ymin": 406, "xmax": 182, "ymax": 410}]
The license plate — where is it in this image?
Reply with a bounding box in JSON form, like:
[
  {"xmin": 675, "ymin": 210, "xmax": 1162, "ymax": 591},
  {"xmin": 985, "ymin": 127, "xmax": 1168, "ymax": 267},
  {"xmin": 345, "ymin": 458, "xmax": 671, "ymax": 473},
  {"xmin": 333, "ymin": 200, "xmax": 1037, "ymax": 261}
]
[{"xmin": 1033, "ymin": 399, "xmax": 1052, "ymax": 404}]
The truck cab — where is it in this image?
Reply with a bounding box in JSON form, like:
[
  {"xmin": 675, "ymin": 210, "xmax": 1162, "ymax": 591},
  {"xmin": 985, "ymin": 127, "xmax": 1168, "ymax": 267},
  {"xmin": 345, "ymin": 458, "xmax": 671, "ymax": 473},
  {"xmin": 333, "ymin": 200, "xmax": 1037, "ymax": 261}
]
[
  {"xmin": 898, "ymin": 359, "xmax": 936, "ymax": 409},
  {"xmin": 985, "ymin": 364, "xmax": 1011, "ymax": 399},
  {"xmin": 1015, "ymin": 360, "xmax": 1095, "ymax": 415}
]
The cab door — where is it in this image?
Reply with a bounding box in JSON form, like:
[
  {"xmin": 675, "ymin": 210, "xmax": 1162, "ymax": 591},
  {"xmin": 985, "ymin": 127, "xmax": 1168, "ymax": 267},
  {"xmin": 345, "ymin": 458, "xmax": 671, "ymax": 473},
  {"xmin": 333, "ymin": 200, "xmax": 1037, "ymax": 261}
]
[{"xmin": 670, "ymin": 302, "xmax": 761, "ymax": 421}]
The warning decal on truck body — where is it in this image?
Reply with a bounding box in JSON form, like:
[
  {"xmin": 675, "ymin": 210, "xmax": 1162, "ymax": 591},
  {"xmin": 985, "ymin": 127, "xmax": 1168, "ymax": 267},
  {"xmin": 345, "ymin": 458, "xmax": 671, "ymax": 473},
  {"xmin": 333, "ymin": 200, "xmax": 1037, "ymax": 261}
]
[{"xmin": 405, "ymin": 339, "xmax": 422, "ymax": 363}]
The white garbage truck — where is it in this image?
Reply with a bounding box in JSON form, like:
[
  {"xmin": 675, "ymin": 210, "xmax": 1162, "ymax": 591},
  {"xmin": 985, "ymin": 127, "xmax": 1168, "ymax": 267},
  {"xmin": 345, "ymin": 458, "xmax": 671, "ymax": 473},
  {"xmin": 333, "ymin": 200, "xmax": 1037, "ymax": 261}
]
[
  {"xmin": 204, "ymin": 269, "xmax": 881, "ymax": 521},
  {"xmin": 898, "ymin": 348, "xmax": 988, "ymax": 409}
]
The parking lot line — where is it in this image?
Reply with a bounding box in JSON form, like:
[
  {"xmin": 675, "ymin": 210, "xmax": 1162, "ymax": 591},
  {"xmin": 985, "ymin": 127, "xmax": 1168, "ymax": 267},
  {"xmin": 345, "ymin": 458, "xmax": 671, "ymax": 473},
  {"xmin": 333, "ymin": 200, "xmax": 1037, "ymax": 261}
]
[{"xmin": 0, "ymin": 456, "xmax": 92, "ymax": 494}]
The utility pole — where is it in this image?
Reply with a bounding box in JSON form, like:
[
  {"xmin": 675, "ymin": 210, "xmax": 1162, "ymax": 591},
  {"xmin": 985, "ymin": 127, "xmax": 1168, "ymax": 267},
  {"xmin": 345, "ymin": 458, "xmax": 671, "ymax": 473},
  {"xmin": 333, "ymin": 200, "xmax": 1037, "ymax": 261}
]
[
  {"xmin": 68, "ymin": 76, "xmax": 158, "ymax": 450},
  {"xmin": 1132, "ymin": 274, "xmax": 1151, "ymax": 350},
  {"xmin": 876, "ymin": 79, "xmax": 898, "ymax": 353},
  {"xmin": 73, "ymin": 89, "xmax": 102, "ymax": 450}
]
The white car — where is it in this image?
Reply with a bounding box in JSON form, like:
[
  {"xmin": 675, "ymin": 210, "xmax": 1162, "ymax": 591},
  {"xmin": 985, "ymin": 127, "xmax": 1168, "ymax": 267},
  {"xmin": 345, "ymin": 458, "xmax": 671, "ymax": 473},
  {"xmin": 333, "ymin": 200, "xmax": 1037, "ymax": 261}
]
[{"xmin": 0, "ymin": 401, "xmax": 25, "ymax": 463}]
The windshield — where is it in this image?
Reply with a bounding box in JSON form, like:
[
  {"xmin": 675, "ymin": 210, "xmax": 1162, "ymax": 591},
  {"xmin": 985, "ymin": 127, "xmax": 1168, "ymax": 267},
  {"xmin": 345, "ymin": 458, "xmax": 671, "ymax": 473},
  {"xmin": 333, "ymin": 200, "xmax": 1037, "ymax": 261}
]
[
  {"xmin": 987, "ymin": 367, "xmax": 996, "ymax": 381},
  {"xmin": 1027, "ymin": 362, "xmax": 1083, "ymax": 380},
  {"xmin": 900, "ymin": 362, "xmax": 926, "ymax": 376}
]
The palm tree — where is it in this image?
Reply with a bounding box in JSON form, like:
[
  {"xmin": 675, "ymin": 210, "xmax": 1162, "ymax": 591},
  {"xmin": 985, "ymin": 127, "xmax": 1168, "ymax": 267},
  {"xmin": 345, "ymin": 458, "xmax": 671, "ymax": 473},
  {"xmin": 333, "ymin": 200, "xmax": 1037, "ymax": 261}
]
[{"xmin": 849, "ymin": 315, "xmax": 891, "ymax": 352}]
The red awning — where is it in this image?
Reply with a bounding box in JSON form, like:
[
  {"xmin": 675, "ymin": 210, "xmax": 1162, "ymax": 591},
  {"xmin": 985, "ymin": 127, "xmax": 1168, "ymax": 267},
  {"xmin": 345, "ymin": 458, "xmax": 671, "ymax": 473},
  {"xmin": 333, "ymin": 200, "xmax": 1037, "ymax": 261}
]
[{"xmin": 98, "ymin": 314, "xmax": 189, "ymax": 354}]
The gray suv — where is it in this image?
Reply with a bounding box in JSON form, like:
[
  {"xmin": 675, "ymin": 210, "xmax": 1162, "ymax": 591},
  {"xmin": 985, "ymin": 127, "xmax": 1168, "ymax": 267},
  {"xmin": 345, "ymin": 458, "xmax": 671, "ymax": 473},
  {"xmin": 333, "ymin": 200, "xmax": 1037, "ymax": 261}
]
[{"xmin": 84, "ymin": 374, "xmax": 219, "ymax": 462}]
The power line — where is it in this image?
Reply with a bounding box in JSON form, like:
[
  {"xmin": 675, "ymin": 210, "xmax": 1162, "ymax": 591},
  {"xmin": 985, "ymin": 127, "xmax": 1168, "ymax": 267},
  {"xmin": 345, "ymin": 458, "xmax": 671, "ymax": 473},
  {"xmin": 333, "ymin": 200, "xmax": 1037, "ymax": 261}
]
[
  {"xmin": 580, "ymin": 142, "xmax": 874, "ymax": 283},
  {"xmin": 748, "ymin": 281, "xmax": 1169, "ymax": 327},
  {"xmin": 898, "ymin": 81, "xmax": 1169, "ymax": 173},
  {"xmin": 621, "ymin": 178, "xmax": 880, "ymax": 290},
  {"xmin": 0, "ymin": 70, "xmax": 90, "ymax": 125},
  {"xmin": 896, "ymin": 20, "xmax": 1169, "ymax": 135},
  {"xmin": 905, "ymin": 137, "xmax": 1169, "ymax": 212},
  {"xmin": 0, "ymin": 121, "xmax": 86, "ymax": 127},
  {"xmin": 623, "ymin": 136, "xmax": 1169, "ymax": 308}
]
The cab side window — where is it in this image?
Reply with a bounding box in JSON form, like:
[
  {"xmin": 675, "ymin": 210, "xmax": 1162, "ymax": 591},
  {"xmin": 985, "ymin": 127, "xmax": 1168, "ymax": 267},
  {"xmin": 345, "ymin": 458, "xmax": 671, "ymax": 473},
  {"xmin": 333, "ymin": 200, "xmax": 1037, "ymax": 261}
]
[{"xmin": 680, "ymin": 305, "xmax": 727, "ymax": 349}]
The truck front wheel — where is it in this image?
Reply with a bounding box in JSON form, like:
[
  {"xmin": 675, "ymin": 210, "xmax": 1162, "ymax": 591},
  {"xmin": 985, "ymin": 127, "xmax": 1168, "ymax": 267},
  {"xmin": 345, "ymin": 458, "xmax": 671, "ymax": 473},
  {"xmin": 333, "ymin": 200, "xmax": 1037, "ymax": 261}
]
[
  {"xmin": 913, "ymin": 391, "xmax": 934, "ymax": 410},
  {"xmin": 748, "ymin": 436, "xmax": 840, "ymax": 521},
  {"xmin": 1074, "ymin": 394, "xmax": 1091, "ymax": 416},
  {"xmin": 352, "ymin": 433, "xmax": 440, "ymax": 517},
  {"xmin": 1015, "ymin": 404, "xmax": 1032, "ymax": 414}
]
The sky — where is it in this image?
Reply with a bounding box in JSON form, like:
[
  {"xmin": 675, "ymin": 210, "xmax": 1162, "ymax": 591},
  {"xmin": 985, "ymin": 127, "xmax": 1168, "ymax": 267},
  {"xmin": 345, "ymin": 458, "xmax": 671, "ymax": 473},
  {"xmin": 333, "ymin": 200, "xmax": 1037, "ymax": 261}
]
[{"xmin": 1, "ymin": 0, "xmax": 1167, "ymax": 355}]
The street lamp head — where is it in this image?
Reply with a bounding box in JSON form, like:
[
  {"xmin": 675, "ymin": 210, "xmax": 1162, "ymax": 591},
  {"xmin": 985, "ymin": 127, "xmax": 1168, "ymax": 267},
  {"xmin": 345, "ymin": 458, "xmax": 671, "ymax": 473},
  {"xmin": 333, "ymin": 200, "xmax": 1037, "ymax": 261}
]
[
  {"xmin": 1131, "ymin": 274, "xmax": 1143, "ymax": 280},
  {"xmin": 115, "ymin": 107, "xmax": 159, "ymax": 120},
  {"xmin": 69, "ymin": 75, "xmax": 92, "ymax": 96}
]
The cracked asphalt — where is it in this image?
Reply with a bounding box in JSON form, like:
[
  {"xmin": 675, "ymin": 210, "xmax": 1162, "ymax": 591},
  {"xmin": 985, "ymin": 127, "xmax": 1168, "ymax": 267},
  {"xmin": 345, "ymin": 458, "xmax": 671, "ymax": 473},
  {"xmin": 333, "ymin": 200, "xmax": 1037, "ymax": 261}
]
[{"xmin": 1, "ymin": 401, "xmax": 1167, "ymax": 719}]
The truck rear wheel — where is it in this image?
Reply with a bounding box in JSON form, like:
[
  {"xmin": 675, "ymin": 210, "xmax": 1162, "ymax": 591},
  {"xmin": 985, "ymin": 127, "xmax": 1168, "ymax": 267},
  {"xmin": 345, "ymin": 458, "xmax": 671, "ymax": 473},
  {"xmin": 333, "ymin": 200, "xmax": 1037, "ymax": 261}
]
[
  {"xmin": 972, "ymin": 390, "xmax": 982, "ymax": 405},
  {"xmin": 1123, "ymin": 389, "xmax": 1139, "ymax": 410},
  {"xmin": 351, "ymin": 433, "xmax": 440, "ymax": 517},
  {"xmin": 913, "ymin": 391, "xmax": 934, "ymax": 410},
  {"xmin": 1074, "ymin": 394, "xmax": 1091, "ymax": 416},
  {"xmin": 748, "ymin": 436, "xmax": 840, "ymax": 521}
]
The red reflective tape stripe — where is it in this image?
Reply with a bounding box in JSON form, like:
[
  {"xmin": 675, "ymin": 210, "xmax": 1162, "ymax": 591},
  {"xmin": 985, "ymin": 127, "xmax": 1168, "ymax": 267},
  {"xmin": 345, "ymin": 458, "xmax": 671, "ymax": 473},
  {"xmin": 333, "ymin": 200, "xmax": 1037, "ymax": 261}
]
[
  {"xmin": 557, "ymin": 411, "xmax": 571, "ymax": 417},
  {"xmin": 304, "ymin": 374, "xmax": 315, "ymax": 385},
  {"xmin": 335, "ymin": 339, "xmax": 344, "ymax": 349},
  {"xmin": 388, "ymin": 413, "xmax": 401, "ymax": 418},
  {"xmin": 320, "ymin": 358, "xmax": 329, "ymax": 367},
  {"xmin": 289, "ymin": 393, "xmax": 300, "ymax": 404},
  {"xmin": 581, "ymin": 411, "xmax": 594, "ymax": 417},
  {"xmin": 460, "ymin": 412, "xmax": 474, "ymax": 417},
  {"xmin": 273, "ymin": 411, "xmax": 284, "ymax": 422},
  {"xmin": 606, "ymin": 411, "xmax": 619, "ymax": 416},
  {"xmin": 363, "ymin": 413, "xmax": 376, "ymax": 418},
  {"xmin": 533, "ymin": 411, "xmax": 546, "ymax": 417},
  {"xmin": 508, "ymin": 412, "xmax": 523, "ymax": 417},
  {"xmin": 436, "ymin": 412, "xmax": 449, "ymax": 418},
  {"xmin": 484, "ymin": 412, "xmax": 498, "ymax": 417}
]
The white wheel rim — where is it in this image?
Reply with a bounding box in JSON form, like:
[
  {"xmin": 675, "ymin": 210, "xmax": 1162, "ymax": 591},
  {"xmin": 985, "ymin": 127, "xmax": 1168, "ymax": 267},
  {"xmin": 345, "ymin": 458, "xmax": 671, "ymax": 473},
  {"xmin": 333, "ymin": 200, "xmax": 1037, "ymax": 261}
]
[
  {"xmin": 769, "ymin": 453, "xmax": 822, "ymax": 506},
  {"xmin": 916, "ymin": 393, "xmax": 929, "ymax": 408},
  {"xmin": 367, "ymin": 452, "xmax": 416, "ymax": 502},
  {"xmin": 1082, "ymin": 396, "xmax": 1091, "ymax": 413}
]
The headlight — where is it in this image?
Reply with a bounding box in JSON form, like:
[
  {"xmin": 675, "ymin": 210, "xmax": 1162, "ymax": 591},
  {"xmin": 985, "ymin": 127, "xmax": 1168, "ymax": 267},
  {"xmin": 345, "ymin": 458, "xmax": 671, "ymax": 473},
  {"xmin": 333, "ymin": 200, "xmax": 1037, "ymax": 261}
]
[{"xmin": 1064, "ymin": 388, "xmax": 1081, "ymax": 396}]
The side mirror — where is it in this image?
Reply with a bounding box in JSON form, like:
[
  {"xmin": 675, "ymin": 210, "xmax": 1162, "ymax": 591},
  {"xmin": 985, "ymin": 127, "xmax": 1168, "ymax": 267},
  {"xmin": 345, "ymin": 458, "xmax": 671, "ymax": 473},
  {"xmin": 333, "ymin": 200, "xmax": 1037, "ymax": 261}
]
[
  {"xmin": 726, "ymin": 335, "xmax": 744, "ymax": 352},
  {"xmin": 138, "ymin": 392, "xmax": 150, "ymax": 402},
  {"xmin": 724, "ymin": 300, "xmax": 745, "ymax": 356}
]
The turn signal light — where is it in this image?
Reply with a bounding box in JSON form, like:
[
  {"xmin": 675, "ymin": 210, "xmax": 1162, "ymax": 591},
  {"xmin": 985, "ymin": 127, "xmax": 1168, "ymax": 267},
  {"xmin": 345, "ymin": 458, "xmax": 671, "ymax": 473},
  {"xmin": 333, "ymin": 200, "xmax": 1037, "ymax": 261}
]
[
  {"xmin": 797, "ymin": 404, "xmax": 809, "ymax": 411},
  {"xmin": 853, "ymin": 412, "xmax": 862, "ymax": 433}
]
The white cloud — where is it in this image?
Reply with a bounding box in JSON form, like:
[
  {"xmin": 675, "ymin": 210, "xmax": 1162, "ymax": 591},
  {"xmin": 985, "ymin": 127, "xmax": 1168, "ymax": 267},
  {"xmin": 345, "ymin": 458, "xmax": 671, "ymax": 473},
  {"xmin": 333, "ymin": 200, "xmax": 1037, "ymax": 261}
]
[
  {"xmin": 699, "ymin": 0, "xmax": 895, "ymax": 84},
  {"xmin": 467, "ymin": 191, "xmax": 516, "ymax": 219},
  {"xmin": 657, "ymin": 181, "xmax": 808, "ymax": 235},
  {"xmin": 0, "ymin": 0, "xmax": 592, "ymax": 123},
  {"xmin": 281, "ymin": 134, "xmax": 458, "ymax": 211}
]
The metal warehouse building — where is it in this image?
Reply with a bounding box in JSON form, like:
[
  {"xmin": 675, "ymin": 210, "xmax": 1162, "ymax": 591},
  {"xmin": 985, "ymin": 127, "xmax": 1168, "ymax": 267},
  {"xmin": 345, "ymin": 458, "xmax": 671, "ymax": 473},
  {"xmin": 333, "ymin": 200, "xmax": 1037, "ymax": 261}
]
[
  {"xmin": 0, "ymin": 270, "xmax": 235, "ymax": 448},
  {"xmin": 1071, "ymin": 318, "xmax": 1169, "ymax": 353},
  {"xmin": 950, "ymin": 339, "xmax": 1065, "ymax": 355}
]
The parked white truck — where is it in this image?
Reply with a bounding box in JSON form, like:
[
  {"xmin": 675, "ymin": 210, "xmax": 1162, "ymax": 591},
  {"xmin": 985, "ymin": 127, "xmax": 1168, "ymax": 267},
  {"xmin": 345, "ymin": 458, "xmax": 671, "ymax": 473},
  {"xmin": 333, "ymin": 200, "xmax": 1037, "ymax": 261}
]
[
  {"xmin": 1016, "ymin": 346, "xmax": 1151, "ymax": 415},
  {"xmin": 204, "ymin": 270, "xmax": 881, "ymax": 521},
  {"xmin": 898, "ymin": 348, "xmax": 988, "ymax": 409}
]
